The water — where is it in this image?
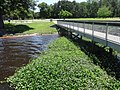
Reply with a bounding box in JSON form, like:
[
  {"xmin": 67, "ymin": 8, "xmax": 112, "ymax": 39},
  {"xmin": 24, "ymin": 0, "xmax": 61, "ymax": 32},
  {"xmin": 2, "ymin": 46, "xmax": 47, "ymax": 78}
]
[{"xmin": 0, "ymin": 34, "xmax": 58, "ymax": 81}]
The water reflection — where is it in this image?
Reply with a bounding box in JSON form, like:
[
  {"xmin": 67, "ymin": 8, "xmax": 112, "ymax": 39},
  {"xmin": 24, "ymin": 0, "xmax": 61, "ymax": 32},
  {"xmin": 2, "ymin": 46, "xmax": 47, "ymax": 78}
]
[{"xmin": 0, "ymin": 34, "xmax": 58, "ymax": 81}]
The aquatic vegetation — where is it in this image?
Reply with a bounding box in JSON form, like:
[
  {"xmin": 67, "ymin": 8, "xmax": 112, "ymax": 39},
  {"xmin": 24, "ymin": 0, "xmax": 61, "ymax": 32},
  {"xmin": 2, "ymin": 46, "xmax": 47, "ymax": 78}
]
[{"xmin": 7, "ymin": 37, "xmax": 120, "ymax": 90}]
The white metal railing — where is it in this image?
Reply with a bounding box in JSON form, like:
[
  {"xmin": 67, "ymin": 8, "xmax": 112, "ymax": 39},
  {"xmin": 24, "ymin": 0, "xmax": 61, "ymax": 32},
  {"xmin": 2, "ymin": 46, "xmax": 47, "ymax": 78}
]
[{"xmin": 57, "ymin": 20, "xmax": 120, "ymax": 52}]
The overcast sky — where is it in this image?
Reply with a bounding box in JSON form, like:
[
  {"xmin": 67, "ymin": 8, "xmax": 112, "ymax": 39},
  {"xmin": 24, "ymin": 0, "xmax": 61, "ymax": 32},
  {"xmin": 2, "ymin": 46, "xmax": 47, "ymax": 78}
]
[{"xmin": 35, "ymin": 0, "xmax": 86, "ymax": 12}]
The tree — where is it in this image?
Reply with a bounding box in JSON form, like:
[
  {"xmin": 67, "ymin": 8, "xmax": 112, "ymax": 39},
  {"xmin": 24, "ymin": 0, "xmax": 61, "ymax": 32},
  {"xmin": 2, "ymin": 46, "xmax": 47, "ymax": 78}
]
[
  {"xmin": 0, "ymin": 0, "xmax": 36, "ymax": 30},
  {"xmin": 97, "ymin": 6, "xmax": 111, "ymax": 17},
  {"xmin": 87, "ymin": 0, "xmax": 99, "ymax": 18},
  {"xmin": 47, "ymin": 5, "xmax": 53, "ymax": 18},
  {"xmin": 58, "ymin": 10, "xmax": 72, "ymax": 19},
  {"xmin": 99, "ymin": 0, "xmax": 120, "ymax": 17},
  {"xmin": 38, "ymin": 2, "xmax": 48, "ymax": 18},
  {"xmin": 52, "ymin": 0, "xmax": 73, "ymax": 18},
  {"xmin": 78, "ymin": 2, "xmax": 88, "ymax": 18}
]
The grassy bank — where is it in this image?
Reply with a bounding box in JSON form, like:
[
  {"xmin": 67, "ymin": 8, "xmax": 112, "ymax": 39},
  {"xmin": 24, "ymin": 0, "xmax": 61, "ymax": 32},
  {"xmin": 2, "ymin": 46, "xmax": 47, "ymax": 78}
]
[
  {"xmin": 71, "ymin": 18, "xmax": 120, "ymax": 21},
  {"xmin": 4, "ymin": 21, "xmax": 57, "ymax": 35},
  {"xmin": 7, "ymin": 37, "xmax": 120, "ymax": 90}
]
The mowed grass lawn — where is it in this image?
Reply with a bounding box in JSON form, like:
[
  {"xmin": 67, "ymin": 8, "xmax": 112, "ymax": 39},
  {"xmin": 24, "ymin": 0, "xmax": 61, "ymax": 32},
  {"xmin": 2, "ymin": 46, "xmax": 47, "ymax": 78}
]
[
  {"xmin": 4, "ymin": 21, "xmax": 57, "ymax": 35},
  {"xmin": 71, "ymin": 18, "xmax": 120, "ymax": 21},
  {"xmin": 23, "ymin": 21, "xmax": 57, "ymax": 34}
]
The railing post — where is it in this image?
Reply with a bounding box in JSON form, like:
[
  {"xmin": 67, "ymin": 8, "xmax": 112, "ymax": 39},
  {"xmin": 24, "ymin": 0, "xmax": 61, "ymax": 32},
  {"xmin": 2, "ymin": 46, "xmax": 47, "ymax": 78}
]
[
  {"xmin": 69, "ymin": 22, "xmax": 71, "ymax": 32},
  {"xmin": 92, "ymin": 22, "xmax": 94, "ymax": 41},
  {"xmin": 83, "ymin": 22, "xmax": 85, "ymax": 37},
  {"xmin": 57, "ymin": 20, "xmax": 58, "ymax": 25},
  {"xmin": 77, "ymin": 22, "xmax": 79, "ymax": 31},
  {"xmin": 67, "ymin": 22, "xmax": 69, "ymax": 29},
  {"xmin": 106, "ymin": 23, "xmax": 109, "ymax": 46},
  {"xmin": 73, "ymin": 21, "xmax": 74, "ymax": 30},
  {"xmin": 78, "ymin": 22, "xmax": 82, "ymax": 39}
]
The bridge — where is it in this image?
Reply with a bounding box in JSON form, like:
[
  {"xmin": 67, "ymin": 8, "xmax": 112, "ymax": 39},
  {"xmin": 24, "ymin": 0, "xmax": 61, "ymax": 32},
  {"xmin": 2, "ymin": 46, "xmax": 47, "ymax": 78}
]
[{"xmin": 57, "ymin": 20, "xmax": 120, "ymax": 52}]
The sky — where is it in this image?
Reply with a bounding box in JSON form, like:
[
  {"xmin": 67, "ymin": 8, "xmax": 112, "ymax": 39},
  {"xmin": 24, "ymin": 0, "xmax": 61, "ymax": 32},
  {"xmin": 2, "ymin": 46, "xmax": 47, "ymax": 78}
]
[{"xmin": 35, "ymin": 0, "xmax": 86, "ymax": 12}]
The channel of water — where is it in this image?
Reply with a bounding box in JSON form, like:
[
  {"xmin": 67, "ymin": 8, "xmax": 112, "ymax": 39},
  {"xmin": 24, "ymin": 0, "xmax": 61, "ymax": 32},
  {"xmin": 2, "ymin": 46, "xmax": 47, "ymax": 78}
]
[{"xmin": 0, "ymin": 34, "xmax": 58, "ymax": 89}]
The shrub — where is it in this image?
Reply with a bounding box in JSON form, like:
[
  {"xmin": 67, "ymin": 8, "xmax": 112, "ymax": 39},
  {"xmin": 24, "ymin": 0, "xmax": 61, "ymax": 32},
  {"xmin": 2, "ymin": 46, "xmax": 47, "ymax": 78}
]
[
  {"xmin": 97, "ymin": 6, "xmax": 111, "ymax": 18},
  {"xmin": 58, "ymin": 10, "xmax": 72, "ymax": 19}
]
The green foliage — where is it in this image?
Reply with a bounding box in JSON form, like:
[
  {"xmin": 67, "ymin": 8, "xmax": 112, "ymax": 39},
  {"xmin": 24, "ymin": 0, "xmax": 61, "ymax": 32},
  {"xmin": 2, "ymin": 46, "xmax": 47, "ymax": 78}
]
[
  {"xmin": 99, "ymin": 0, "xmax": 120, "ymax": 17},
  {"xmin": 78, "ymin": 2, "xmax": 88, "ymax": 18},
  {"xmin": 97, "ymin": 6, "xmax": 111, "ymax": 18},
  {"xmin": 36, "ymin": 0, "xmax": 120, "ymax": 19},
  {"xmin": 0, "ymin": 0, "xmax": 36, "ymax": 15},
  {"xmin": 7, "ymin": 37, "xmax": 120, "ymax": 90},
  {"xmin": 38, "ymin": 2, "xmax": 49, "ymax": 18},
  {"xmin": 1, "ymin": 0, "xmax": 120, "ymax": 20},
  {"xmin": 58, "ymin": 10, "xmax": 72, "ymax": 19},
  {"xmin": 87, "ymin": 1, "xmax": 99, "ymax": 18},
  {"xmin": 0, "ymin": 0, "xmax": 36, "ymax": 29}
]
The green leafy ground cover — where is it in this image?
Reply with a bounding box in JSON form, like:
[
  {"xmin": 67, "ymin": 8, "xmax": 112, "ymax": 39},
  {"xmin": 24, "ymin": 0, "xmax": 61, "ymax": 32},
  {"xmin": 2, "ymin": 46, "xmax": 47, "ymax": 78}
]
[{"xmin": 7, "ymin": 37, "xmax": 120, "ymax": 90}]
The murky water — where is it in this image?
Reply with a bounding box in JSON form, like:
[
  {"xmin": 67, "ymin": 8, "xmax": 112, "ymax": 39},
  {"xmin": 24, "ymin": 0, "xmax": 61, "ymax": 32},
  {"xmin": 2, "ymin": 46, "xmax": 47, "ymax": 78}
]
[{"xmin": 0, "ymin": 34, "xmax": 58, "ymax": 81}]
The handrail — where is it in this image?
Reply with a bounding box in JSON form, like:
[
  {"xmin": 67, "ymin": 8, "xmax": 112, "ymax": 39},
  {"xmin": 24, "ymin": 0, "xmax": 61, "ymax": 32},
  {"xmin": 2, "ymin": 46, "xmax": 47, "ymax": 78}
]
[{"xmin": 57, "ymin": 20, "xmax": 120, "ymax": 26}]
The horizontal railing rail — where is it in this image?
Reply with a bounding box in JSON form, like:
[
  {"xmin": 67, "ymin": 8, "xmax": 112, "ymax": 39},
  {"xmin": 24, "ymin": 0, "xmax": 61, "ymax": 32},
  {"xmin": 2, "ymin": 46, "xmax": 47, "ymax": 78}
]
[{"xmin": 58, "ymin": 20, "xmax": 120, "ymax": 26}]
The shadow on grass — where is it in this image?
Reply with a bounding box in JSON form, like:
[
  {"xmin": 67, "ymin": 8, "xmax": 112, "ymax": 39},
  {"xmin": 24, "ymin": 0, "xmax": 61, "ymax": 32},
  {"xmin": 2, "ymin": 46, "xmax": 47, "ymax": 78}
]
[
  {"xmin": 65, "ymin": 35, "xmax": 120, "ymax": 80},
  {"xmin": 50, "ymin": 24, "xmax": 57, "ymax": 28},
  {"xmin": 4, "ymin": 23, "xmax": 33, "ymax": 35}
]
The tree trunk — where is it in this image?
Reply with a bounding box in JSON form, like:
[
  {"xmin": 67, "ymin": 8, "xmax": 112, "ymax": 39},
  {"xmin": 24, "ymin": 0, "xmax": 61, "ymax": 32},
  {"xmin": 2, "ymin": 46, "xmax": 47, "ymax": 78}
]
[
  {"xmin": 0, "ymin": 13, "xmax": 4, "ymax": 29},
  {"xmin": 0, "ymin": 13, "xmax": 4, "ymax": 36}
]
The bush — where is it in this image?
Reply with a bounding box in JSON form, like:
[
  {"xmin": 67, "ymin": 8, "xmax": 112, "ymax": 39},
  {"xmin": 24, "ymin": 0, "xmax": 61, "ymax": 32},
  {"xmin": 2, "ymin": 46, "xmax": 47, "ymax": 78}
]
[
  {"xmin": 97, "ymin": 6, "xmax": 111, "ymax": 18},
  {"xmin": 58, "ymin": 10, "xmax": 72, "ymax": 19}
]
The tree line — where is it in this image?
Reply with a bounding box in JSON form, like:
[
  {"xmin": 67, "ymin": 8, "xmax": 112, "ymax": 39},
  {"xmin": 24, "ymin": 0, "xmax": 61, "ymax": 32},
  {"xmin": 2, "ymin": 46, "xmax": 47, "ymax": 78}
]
[
  {"xmin": 0, "ymin": 0, "xmax": 120, "ymax": 31},
  {"xmin": 3, "ymin": 0, "xmax": 120, "ymax": 20},
  {"xmin": 37, "ymin": 0, "xmax": 120, "ymax": 19}
]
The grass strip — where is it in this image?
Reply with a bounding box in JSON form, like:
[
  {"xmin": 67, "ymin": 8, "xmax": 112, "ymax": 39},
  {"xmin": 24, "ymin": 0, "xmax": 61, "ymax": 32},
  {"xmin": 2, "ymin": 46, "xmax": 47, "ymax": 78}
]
[
  {"xmin": 4, "ymin": 21, "xmax": 57, "ymax": 35},
  {"xmin": 70, "ymin": 18, "xmax": 120, "ymax": 21},
  {"xmin": 23, "ymin": 21, "xmax": 57, "ymax": 35},
  {"xmin": 7, "ymin": 37, "xmax": 120, "ymax": 90}
]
